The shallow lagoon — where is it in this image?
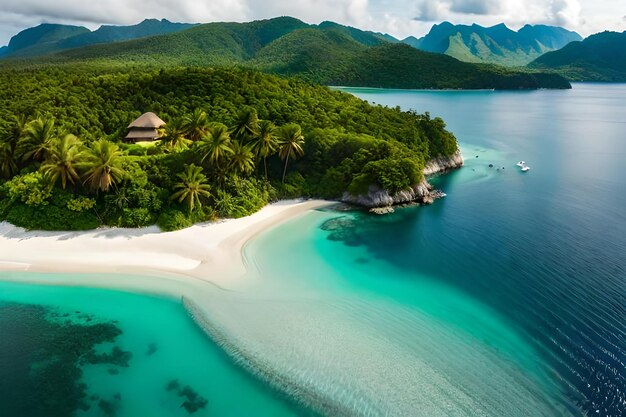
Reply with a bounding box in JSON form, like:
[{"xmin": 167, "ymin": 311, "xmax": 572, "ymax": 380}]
[{"xmin": 0, "ymin": 279, "xmax": 306, "ymax": 417}]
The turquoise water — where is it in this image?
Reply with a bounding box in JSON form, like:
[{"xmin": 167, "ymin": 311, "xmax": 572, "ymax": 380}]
[
  {"xmin": 1, "ymin": 84, "xmax": 625, "ymax": 416},
  {"xmin": 0, "ymin": 278, "xmax": 306, "ymax": 417}
]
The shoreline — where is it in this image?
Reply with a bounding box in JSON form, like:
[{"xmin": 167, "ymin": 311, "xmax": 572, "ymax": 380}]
[{"xmin": 0, "ymin": 199, "xmax": 333, "ymax": 292}]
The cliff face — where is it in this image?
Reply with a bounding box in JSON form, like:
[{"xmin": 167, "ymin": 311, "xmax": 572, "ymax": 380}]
[{"xmin": 342, "ymin": 151, "xmax": 464, "ymax": 208}]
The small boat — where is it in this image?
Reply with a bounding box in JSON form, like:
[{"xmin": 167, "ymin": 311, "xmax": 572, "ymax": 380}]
[
  {"xmin": 521, "ymin": 166, "xmax": 530, "ymax": 172},
  {"xmin": 516, "ymin": 161, "xmax": 526, "ymax": 167}
]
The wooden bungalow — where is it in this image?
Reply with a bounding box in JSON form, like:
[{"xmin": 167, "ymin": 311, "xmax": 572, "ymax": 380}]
[{"xmin": 125, "ymin": 112, "xmax": 166, "ymax": 142}]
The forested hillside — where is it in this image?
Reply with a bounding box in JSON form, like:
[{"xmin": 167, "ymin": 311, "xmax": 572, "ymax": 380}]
[
  {"xmin": 529, "ymin": 31, "xmax": 626, "ymax": 81},
  {"xmin": 0, "ymin": 66, "xmax": 457, "ymax": 231}
]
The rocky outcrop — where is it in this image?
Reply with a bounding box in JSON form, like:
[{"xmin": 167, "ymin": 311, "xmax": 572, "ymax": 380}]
[
  {"xmin": 341, "ymin": 181, "xmax": 432, "ymax": 208},
  {"xmin": 341, "ymin": 151, "xmax": 464, "ymax": 209},
  {"xmin": 423, "ymin": 150, "xmax": 464, "ymax": 176},
  {"xmin": 369, "ymin": 206, "xmax": 395, "ymax": 215}
]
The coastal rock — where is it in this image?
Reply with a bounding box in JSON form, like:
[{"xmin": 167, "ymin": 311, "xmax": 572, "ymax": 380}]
[
  {"xmin": 341, "ymin": 181, "xmax": 432, "ymax": 208},
  {"xmin": 341, "ymin": 151, "xmax": 464, "ymax": 209},
  {"xmin": 421, "ymin": 195, "xmax": 435, "ymax": 205},
  {"xmin": 422, "ymin": 150, "xmax": 464, "ymax": 176},
  {"xmin": 369, "ymin": 206, "xmax": 395, "ymax": 215}
]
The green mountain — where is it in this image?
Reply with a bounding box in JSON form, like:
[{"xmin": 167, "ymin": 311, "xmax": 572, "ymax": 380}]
[
  {"xmin": 317, "ymin": 21, "xmax": 395, "ymax": 46},
  {"xmin": 0, "ymin": 23, "xmax": 90, "ymax": 57},
  {"xmin": 327, "ymin": 43, "xmax": 570, "ymax": 89},
  {"xmin": 53, "ymin": 16, "xmax": 309, "ymax": 65},
  {"xmin": 405, "ymin": 22, "xmax": 582, "ymax": 66},
  {"xmin": 0, "ymin": 19, "xmax": 195, "ymax": 58},
  {"xmin": 9, "ymin": 17, "xmax": 570, "ymax": 90},
  {"xmin": 57, "ymin": 19, "xmax": 196, "ymax": 50},
  {"xmin": 529, "ymin": 31, "xmax": 626, "ymax": 81},
  {"xmin": 252, "ymin": 27, "xmax": 368, "ymax": 78}
]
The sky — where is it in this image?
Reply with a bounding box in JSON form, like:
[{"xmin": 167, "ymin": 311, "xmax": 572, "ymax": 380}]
[{"xmin": 1, "ymin": 0, "xmax": 625, "ymax": 46}]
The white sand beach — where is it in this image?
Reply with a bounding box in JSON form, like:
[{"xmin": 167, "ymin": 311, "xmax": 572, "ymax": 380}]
[{"xmin": 0, "ymin": 199, "xmax": 332, "ymax": 290}]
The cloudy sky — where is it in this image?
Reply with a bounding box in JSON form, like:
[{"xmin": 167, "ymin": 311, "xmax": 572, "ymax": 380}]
[{"xmin": 1, "ymin": 0, "xmax": 624, "ymax": 45}]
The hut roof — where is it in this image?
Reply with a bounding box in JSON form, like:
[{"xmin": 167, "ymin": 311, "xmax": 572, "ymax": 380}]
[
  {"xmin": 126, "ymin": 128, "xmax": 160, "ymax": 140},
  {"xmin": 127, "ymin": 112, "xmax": 166, "ymax": 129}
]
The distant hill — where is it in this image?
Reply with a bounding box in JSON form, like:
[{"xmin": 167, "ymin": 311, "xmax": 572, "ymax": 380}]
[
  {"xmin": 58, "ymin": 19, "xmax": 196, "ymax": 50},
  {"xmin": 405, "ymin": 22, "xmax": 582, "ymax": 66},
  {"xmin": 2, "ymin": 17, "xmax": 571, "ymax": 90},
  {"xmin": 317, "ymin": 21, "xmax": 394, "ymax": 46},
  {"xmin": 54, "ymin": 17, "xmax": 310, "ymax": 65},
  {"xmin": 529, "ymin": 31, "xmax": 626, "ymax": 81},
  {"xmin": 252, "ymin": 27, "xmax": 368, "ymax": 78},
  {"xmin": 0, "ymin": 24, "xmax": 90, "ymax": 57},
  {"xmin": 0, "ymin": 19, "xmax": 195, "ymax": 58},
  {"xmin": 252, "ymin": 28, "xmax": 570, "ymax": 89}
]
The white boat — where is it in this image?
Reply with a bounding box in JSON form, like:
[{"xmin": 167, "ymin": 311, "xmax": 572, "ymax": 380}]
[
  {"xmin": 516, "ymin": 161, "xmax": 526, "ymax": 167},
  {"xmin": 521, "ymin": 166, "xmax": 530, "ymax": 172}
]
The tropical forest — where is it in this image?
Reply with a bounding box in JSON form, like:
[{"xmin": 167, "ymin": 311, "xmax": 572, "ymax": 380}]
[{"xmin": 0, "ymin": 66, "xmax": 458, "ymax": 230}]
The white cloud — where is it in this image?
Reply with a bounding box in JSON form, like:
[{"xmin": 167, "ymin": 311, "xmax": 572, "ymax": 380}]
[
  {"xmin": 551, "ymin": 0, "xmax": 582, "ymax": 27},
  {"xmin": 0, "ymin": 0, "xmax": 249, "ymax": 25},
  {"xmin": 0, "ymin": 0, "xmax": 624, "ymax": 46},
  {"xmin": 243, "ymin": 0, "xmax": 372, "ymax": 27},
  {"xmin": 413, "ymin": 0, "xmax": 582, "ymax": 27}
]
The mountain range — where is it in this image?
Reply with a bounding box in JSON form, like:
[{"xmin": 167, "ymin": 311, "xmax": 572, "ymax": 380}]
[
  {"xmin": 403, "ymin": 21, "xmax": 582, "ymax": 66},
  {"xmin": 0, "ymin": 17, "xmax": 572, "ymax": 90},
  {"xmin": 0, "ymin": 19, "xmax": 195, "ymax": 58},
  {"xmin": 530, "ymin": 31, "xmax": 626, "ymax": 81}
]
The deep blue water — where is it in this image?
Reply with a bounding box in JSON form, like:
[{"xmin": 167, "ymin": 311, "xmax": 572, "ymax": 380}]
[{"xmin": 328, "ymin": 84, "xmax": 626, "ymax": 415}]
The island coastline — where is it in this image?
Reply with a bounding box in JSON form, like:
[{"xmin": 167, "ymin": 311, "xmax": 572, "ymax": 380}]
[{"xmin": 0, "ymin": 199, "xmax": 333, "ymax": 291}]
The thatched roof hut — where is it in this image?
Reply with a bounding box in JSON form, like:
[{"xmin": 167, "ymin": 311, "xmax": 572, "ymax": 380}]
[{"xmin": 125, "ymin": 112, "xmax": 166, "ymax": 142}]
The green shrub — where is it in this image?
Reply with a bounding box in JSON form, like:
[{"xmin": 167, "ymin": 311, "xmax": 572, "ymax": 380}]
[
  {"xmin": 6, "ymin": 172, "xmax": 52, "ymax": 206},
  {"xmin": 67, "ymin": 196, "xmax": 96, "ymax": 212},
  {"xmin": 6, "ymin": 203, "xmax": 100, "ymax": 230},
  {"xmin": 157, "ymin": 209, "xmax": 192, "ymax": 231},
  {"xmin": 275, "ymin": 172, "xmax": 307, "ymax": 199},
  {"xmin": 124, "ymin": 144, "xmax": 148, "ymax": 156}
]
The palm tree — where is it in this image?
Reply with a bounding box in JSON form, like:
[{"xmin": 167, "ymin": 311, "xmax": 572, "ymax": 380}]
[
  {"xmin": 231, "ymin": 107, "xmax": 259, "ymax": 141},
  {"xmin": 11, "ymin": 114, "xmax": 29, "ymax": 141},
  {"xmin": 229, "ymin": 140, "xmax": 255, "ymax": 175},
  {"xmin": 159, "ymin": 117, "xmax": 190, "ymax": 152},
  {"xmin": 197, "ymin": 123, "xmax": 233, "ymax": 166},
  {"xmin": 0, "ymin": 115, "xmax": 27, "ymax": 179},
  {"xmin": 16, "ymin": 115, "xmax": 56, "ymax": 162},
  {"xmin": 277, "ymin": 123, "xmax": 305, "ymax": 183},
  {"xmin": 183, "ymin": 109, "xmax": 210, "ymax": 142},
  {"xmin": 171, "ymin": 164, "xmax": 211, "ymax": 212},
  {"xmin": 251, "ymin": 120, "xmax": 277, "ymax": 179},
  {"xmin": 0, "ymin": 138, "xmax": 18, "ymax": 179},
  {"xmin": 80, "ymin": 139, "xmax": 126, "ymax": 192},
  {"xmin": 41, "ymin": 134, "xmax": 84, "ymax": 189}
]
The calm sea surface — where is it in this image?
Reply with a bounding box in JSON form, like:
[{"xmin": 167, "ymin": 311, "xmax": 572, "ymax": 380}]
[{"xmin": 1, "ymin": 84, "xmax": 624, "ymax": 416}]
